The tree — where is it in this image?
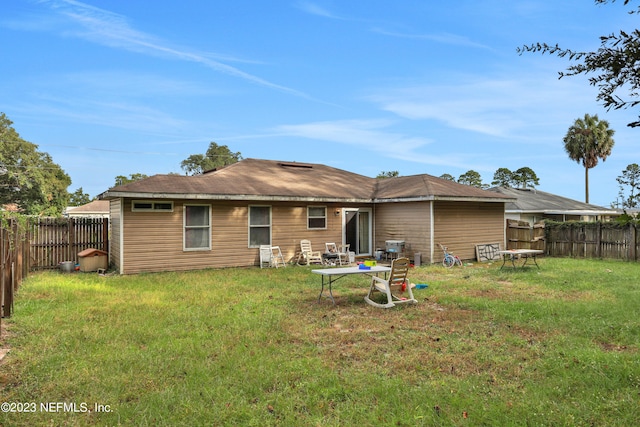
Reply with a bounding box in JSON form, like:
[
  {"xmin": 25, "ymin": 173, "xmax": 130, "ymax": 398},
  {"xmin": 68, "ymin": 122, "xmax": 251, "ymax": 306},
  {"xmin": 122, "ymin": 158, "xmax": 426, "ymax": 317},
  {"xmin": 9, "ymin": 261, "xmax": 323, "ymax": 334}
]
[
  {"xmin": 518, "ymin": 0, "xmax": 640, "ymax": 127},
  {"xmin": 439, "ymin": 173, "xmax": 456, "ymax": 181},
  {"xmin": 457, "ymin": 170, "xmax": 486, "ymax": 188},
  {"xmin": 376, "ymin": 170, "xmax": 399, "ymax": 179},
  {"xmin": 512, "ymin": 167, "xmax": 540, "ymax": 188},
  {"xmin": 491, "ymin": 168, "xmax": 514, "ymax": 187},
  {"xmin": 180, "ymin": 142, "xmax": 242, "ymax": 175},
  {"xmin": 114, "ymin": 173, "xmax": 149, "ymax": 187},
  {"xmin": 491, "ymin": 167, "xmax": 540, "ymax": 188},
  {"xmin": 0, "ymin": 113, "xmax": 71, "ymax": 215},
  {"xmin": 616, "ymin": 163, "xmax": 640, "ymax": 208},
  {"xmin": 69, "ymin": 187, "xmax": 92, "ymax": 206},
  {"xmin": 563, "ymin": 113, "xmax": 615, "ymax": 203}
]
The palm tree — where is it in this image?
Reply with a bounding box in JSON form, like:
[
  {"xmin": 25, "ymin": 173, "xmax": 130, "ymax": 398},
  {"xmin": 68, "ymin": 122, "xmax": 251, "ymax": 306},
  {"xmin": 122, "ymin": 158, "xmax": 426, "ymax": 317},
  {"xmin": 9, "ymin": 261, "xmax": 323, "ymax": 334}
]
[{"xmin": 563, "ymin": 114, "xmax": 615, "ymax": 203}]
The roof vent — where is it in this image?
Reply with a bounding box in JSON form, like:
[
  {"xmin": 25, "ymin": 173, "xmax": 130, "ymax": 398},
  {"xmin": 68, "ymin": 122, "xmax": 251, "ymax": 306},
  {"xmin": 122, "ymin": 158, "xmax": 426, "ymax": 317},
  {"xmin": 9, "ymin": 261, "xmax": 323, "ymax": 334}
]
[
  {"xmin": 515, "ymin": 187, "xmax": 536, "ymax": 193},
  {"xmin": 278, "ymin": 162, "xmax": 313, "ymax": 169}
]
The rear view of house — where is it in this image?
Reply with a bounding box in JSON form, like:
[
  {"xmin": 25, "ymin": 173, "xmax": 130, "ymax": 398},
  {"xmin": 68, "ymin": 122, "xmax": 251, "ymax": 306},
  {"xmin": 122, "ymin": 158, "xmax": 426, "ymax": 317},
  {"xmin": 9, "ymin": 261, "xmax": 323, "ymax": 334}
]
[{"xmin": 100, "ymin": 159, "xmax": 513, "ymax": 274}]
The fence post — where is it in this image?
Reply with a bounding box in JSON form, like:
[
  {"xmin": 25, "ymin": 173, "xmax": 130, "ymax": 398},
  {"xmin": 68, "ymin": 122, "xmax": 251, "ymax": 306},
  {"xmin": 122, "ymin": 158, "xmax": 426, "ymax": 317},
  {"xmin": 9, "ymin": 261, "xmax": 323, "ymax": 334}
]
[
  {"xmin": 596, "ymin": 222, "xmax": 601, "ymax": 258},
  {"xmin": 102, "ymin": 217, "xmax": 109, "ymax": 254},
  {"xmin": 569, "ymin": 224, "xmax": 574, "ymax": 257},
  {"xmin": 1, "ymin": 225, "xmax": 4, "ymax": 322},
  {"xmin": 68, "ymin": 218, "xmax": 74, "ymax": 263},
  {"xmin": 1, "ymin": 219, "xmax": 16, "ymax": 318},
  {"xmin": 631, "ymin": 223, "xmax": 637, "ymax": 262}
]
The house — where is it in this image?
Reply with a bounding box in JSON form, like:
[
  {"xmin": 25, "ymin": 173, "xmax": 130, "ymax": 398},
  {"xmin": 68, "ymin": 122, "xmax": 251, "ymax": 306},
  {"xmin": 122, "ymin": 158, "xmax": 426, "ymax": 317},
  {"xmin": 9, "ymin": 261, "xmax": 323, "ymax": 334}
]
[
  {"xmin": 100, "ymin": 158, "xmax": 514, "ymax": 274},
  {"xmin": 487, "ymin": 187, "xmax": 618, "ymax": 224},
  {"xmin": 65, "ymin": 200, "xmax": 110, "ymax": 218}
]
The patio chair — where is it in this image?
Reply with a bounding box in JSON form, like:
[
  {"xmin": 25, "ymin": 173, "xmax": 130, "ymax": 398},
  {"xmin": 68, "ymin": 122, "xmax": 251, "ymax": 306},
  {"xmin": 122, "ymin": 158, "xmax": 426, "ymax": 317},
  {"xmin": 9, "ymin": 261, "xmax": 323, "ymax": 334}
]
[
  {"xmin": 325, "ymin": 242, "xmax": 350, "ymax": 266},
  {"xmin": 260, "ymin": 245, "xmax": 286, "ymax": 268},
  {"xmin": 299, "ymin": 239, "xmax": 323, "ymax": 265},
  {"xmin": 338, "ymin": 243, "xmax": 350, "ymax": 265},
  {"xmin": 364, "ymin": 257, "xmax": 417, "ymax": 308}
]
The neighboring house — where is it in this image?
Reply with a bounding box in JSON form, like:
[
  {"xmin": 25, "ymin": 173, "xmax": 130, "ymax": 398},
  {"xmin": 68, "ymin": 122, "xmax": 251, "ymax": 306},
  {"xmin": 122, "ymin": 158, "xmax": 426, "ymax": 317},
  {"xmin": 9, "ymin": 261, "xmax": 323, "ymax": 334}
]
[
  {"xmin": 613, "ymin": 208, "xmax": 640, "ymax": 218},
  {"xmin": 65, "ymin": 200, "xmax": 110, "ymax": 218},
  {"xmin": 488, "ymin": 187, "xmax": 618, "ymax": 224},
  {"xmin": 100, "ymin": 158, "xmax": 514, "ymax": 274},
  {"xmin": 1, "ymin": 203, "xmax": 19, "ymax": 213}
]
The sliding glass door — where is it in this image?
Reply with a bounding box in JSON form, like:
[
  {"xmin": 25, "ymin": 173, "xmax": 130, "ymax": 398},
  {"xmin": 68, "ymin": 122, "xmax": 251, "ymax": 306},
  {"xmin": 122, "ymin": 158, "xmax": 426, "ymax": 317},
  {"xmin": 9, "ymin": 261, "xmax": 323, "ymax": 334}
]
[{"xmin": 344, "ymin": 208, "xmax": 372, "ymax": 256}]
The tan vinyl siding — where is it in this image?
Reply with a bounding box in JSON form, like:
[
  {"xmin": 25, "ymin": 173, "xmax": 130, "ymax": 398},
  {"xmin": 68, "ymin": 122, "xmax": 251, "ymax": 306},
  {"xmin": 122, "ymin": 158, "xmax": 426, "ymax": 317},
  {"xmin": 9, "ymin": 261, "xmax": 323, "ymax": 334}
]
[
  {"xmin": 120, "ymin": 199, "xmax": 348, "ymax": 274},
  {"xmin": 271, "ymin": 204, "xmax": 343, "ymax": 261},
  {"xmin": 374, "ymin": 202, "xmax": 431, "ymax": 261},
  {"xmin": 433, "ymin": 201, "xmax": 505, "ymax": 261},
  {"xmin": 116, "ymin": 196, "xmax": 506, "ymax": 273},
  {"xmin": 109, "ymin": 198, "xmax": 122, "ymax": 272}
]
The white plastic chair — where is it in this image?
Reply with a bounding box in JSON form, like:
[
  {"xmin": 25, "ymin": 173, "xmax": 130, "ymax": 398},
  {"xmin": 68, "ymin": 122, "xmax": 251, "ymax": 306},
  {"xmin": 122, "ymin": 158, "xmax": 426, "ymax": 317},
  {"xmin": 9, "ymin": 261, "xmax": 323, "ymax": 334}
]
[
  {"xmin": 260, "ymin": 245, "xmax": 272, "ymax": 268},
  {"xmin": 325, "ymin": 242, "xmax": 350, "ymax": 266},
  {"xmin": 299, "ymin": 239, "xmax": 323, "ymax": 265},
  {"xmin": 260, "ymin": 245, "xmax": 286, "ymax": 268},
  {"xmin": 338, "ymin": 243, "xmax": 350, "ymax": 265},
  {"xmin": 364, "ymin": 257, "xmax": 417, "ymax": 308}
]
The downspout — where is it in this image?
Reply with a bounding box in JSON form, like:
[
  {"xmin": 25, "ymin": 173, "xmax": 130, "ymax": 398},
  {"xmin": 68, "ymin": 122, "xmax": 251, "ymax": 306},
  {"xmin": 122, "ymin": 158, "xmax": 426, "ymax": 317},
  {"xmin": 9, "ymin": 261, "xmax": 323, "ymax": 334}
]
[
  {"xmin": 503, "ymin": 203, "xmax": 507, "ymax": 251},
  {"xmin": 430, "ymin": 201, "xmax": 435, "ymax": 264},
  {"xmin": 119, "ymin": 199, "xmax": 124, "ymax": 274},
  {"xmin": 372, "ymin": 204, "xmax": 376, "ymax": 255}
]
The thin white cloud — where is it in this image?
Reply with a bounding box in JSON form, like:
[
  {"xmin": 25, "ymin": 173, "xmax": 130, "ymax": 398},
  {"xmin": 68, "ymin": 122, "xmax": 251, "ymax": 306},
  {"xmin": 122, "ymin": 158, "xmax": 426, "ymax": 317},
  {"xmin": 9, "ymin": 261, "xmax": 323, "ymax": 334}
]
[
  {"xmin": 31, "ymin": 0, "xmax": 313, "ymax": 99},
  {"xmin": 372, "ymin": 28, "xmax": 491, "ymax": 50},
  {"xmin": 272, "ymin": 119, "xmax": 424, "ymax": 149},
  {"xmin": 15, "ymin": 92, "xmax": 187, "ymax": 134},
  {"xmin": 294, "ymin": 1, "xmax": 345, "ymax": 20},
  {"xmin": 367, "ymin": 74, "xmax": 596, "ymax": 142},
  {"xmin": 268, "ymin": 119, "xmax": 476, "ymax": 169},
  {"xmin": 57, "ymin": 71, "xmax": 226, "ymax": 97}
]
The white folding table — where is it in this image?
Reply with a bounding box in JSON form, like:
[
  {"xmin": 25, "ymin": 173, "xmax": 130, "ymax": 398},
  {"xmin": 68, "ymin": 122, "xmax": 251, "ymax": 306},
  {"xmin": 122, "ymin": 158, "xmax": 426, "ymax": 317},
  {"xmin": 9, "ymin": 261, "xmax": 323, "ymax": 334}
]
[
  {"xmin": 498, "ymin": 249, "xmax": 544, "ymax": 269},
  {"xmin": 312, "ymin": 265, "xmax": 391, "ymax": 305}
]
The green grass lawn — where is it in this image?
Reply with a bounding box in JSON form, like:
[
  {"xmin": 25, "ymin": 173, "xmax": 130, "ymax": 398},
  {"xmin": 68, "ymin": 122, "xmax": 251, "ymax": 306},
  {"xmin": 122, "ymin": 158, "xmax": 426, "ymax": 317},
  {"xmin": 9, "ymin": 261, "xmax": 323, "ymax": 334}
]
[{"xmin": 1, "ymin": 258, "xmax": 639, "ymax": 426}]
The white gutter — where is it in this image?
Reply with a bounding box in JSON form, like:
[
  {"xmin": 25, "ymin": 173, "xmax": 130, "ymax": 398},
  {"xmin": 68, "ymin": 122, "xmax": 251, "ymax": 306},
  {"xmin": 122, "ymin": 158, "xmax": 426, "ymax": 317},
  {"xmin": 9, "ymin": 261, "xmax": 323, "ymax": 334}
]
[
  {"xmin": 374, "ymin": 196, "xmax": 515, "ymax": 203},
  {"xmin": 101, "ymin": 191, "xmax": 373, "ymax": 204},
  {"xmin": 507, "ymin": 209, "xmax": 617, "ymax": 216},
  {"xmin": 102, "ymin": 191, "xmax": 515, "ymax": 205}
]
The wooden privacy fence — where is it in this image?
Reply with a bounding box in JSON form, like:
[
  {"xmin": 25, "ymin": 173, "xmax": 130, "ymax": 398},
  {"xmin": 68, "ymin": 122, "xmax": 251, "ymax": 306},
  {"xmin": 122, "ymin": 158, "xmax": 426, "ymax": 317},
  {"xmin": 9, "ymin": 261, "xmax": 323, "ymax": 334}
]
[
  {"xmin": 1, "ymin": 217, "xmax": 109, "ymax": 319},
  {"xmin": 1, "ymin": 218, "xmax": 29, "ymax": 319},
  {"xmin": 506, "ymin": 219, "xmax": 640, "ymax": 261},
  {"xmin": 29, "ymin": 217, "xmax": 109, "ymax": 270},
  {"xmin": 506, "ymin": 220, "xmax": 545, "ymax": 250},
  {"xmin": 545, "ymin": 222, "xmax": 639, "ymax": 261}
]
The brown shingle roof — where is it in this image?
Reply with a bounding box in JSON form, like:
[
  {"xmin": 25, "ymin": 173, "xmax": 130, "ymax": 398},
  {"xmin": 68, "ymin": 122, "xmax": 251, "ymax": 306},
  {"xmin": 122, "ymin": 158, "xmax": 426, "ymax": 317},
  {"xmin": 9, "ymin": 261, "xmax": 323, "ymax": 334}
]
[
  {"xmin": 67, "ymin": 200, "xmax": 110, "ymax": 213},
  {"xmin": 102, "ymin": 158, "xmax": 512, "ymax": 202},
  {"xmin": 374, "ymin": 174, "xmax": 509, "ymax": 200},
  {"xmin": 488, "ymin": 187, "xmax": 616, "ymax": 214}
]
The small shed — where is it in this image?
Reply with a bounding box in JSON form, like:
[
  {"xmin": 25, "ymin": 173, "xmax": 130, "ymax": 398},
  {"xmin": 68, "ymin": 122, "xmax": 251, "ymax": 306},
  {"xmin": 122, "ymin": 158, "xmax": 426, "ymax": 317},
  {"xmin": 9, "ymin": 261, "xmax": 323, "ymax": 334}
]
[{"xmin": 77, "ymin": 248, "xmax": 108, "ymax": 272}]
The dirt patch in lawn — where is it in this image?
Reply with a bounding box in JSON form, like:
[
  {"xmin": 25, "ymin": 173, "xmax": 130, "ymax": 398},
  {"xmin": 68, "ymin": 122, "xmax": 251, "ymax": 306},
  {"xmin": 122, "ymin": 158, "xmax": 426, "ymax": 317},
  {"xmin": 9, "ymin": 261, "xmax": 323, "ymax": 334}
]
[{"xmin": 0, "ymin": 322, "xmax": 10, "ymax": 366}]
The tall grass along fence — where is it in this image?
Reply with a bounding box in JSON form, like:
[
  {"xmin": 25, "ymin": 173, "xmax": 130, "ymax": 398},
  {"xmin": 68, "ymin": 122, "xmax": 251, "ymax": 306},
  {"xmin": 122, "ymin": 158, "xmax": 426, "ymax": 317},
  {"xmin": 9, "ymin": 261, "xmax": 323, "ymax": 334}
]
[
  {"xmin": 545, "ymin": 221, "xmax": 639, "ymax": 261},
  {"xmin": 1, "ymin": 216, "xmax": 108, "ymax": 318}
]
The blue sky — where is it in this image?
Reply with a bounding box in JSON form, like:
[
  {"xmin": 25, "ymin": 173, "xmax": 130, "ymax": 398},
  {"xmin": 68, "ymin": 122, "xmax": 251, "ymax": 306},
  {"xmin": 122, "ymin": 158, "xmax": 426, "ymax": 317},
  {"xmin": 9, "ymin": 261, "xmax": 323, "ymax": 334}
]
[{"xmin": 2, "ymin": 0, "xmax": 639, "ymax": 207}]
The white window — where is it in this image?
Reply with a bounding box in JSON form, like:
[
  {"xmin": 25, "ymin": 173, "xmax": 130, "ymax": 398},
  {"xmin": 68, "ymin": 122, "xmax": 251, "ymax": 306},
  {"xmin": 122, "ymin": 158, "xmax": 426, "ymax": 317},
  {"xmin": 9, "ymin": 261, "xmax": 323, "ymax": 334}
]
[
  {"xmin": 132, "ymin": 200, "xmax": 174, "ymax": 212},
  {"xmin": 249, "ymin": 206, "xmax": 271, "ymax": 247},
  {"xmin": 184, "ymin": 205, "xmax": 211, "ymax": 250},
  {"xmin": 308, "ymin": 206, "xmax": 327, "ymax": 229}
]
